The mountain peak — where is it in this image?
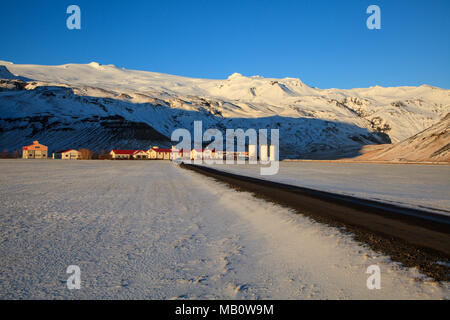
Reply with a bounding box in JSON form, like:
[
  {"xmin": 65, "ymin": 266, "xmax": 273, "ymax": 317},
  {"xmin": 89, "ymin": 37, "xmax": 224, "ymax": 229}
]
[{"xmin": 228, "ymin": 72, "xmax": 245, "ymax": 80}]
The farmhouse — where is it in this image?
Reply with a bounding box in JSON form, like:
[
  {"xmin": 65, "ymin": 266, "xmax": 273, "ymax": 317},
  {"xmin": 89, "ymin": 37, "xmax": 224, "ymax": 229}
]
[
  {"xmin": 109, "ymin": 149, "xmax": 150, "ymax": 160},
  {"xmin": 107, "ymin": 146, "xmax": 252, "ymax": 161},
  {"xmin": 22, "ymin": 141, "xmax": 48, "ymax": 159},
  {"xmin": 110, "ymin": 150, "xmax": 136, "ymax": 159},
  {"xmin": 147, "ymin": 148, "xmax": 158, "ymax": 159},
  {"xmin": 156, "ymin": 148, "xmax": 172, "ymax": 160},
  {"xmin": 149, "ymin": 147, "xmax": 172, "ymax": 160},
  {"xmin": 133, "ymin": 150, "xmax": 148, "ymax": 159},
  {"xmin": 54, "ymin": 149, "xmax": 81, "ymax": 160}
]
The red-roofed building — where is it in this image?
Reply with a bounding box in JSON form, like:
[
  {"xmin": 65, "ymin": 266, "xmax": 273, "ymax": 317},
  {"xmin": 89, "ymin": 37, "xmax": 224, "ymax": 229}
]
[
  {"xmin": 133, "ymin": 150, "xmax": 148, "ymax": 159},
  {"xmin": 148, "ymin": 146, "xmax": 172, "ymax": 160},
  {"xmin": 110, "ymin": 150, "xmax": 149, "ymax": 160},
  {"xmin": 110, "ymin": 150, "xmax": 137, "ymax": 159},
  {"xmin": 22, "ymin": 141, "xmax": 48, "ymax": 159}
]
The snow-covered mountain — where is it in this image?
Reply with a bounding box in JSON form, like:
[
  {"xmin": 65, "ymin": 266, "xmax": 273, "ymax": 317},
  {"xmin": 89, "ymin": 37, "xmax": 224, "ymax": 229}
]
[
  {"xmin": 0, "ymin": 61, "xmax": 449, "ymax": 158},
  {"xmin": 355, "ymin": 113, "xmax": 450, "ymax": 162}
]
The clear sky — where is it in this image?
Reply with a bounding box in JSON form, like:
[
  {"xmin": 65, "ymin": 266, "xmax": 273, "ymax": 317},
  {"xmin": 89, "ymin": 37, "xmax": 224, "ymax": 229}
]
[{"xmin": 1, "ymin": 0, "xmax": 449, "ymax": 89}]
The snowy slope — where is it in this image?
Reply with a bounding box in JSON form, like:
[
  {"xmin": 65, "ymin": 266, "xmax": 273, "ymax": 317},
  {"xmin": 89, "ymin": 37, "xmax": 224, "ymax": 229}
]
[
  {"xmin": 0, "ymin": 61, "xmax": 449, "ymax": 155},
  {"xmin": 355, "ymin": 113, "xmax": 450, "ymax": 162}
]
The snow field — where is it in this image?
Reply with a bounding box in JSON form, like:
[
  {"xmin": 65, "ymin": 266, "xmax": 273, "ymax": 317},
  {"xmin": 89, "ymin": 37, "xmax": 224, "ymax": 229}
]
[
  {"xmin": 205, "ymin": 162, "xmax": 450, "ymax": 216},
  {"xmin": 0, "ymin": 160, "xmax": 447, "ymax": 299}
]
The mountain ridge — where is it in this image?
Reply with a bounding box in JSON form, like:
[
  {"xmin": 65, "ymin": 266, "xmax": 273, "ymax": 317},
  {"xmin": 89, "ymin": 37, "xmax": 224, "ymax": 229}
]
[{"xmin": 0, "ymin": 61, "xmax": 449, "ymax": 158}]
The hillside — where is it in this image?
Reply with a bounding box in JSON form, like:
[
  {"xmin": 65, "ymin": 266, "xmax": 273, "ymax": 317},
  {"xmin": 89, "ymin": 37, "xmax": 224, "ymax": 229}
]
[
  {"xmin": 354, "ymin": 113, "xmax": 450, "ymax": 162},
  {"xmin": 0, "ymin": 61, "xmax": 449, "ymax": 157}
]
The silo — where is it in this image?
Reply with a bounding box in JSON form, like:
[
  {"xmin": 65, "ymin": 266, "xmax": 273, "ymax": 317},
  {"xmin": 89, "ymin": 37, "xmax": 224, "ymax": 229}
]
[
  {"xmin": 269, "ymin": 145, "xmax": 278, "ymax": 162},
  {"xmin": 248, "ymin": 144, "xmax": 257, "ymax": 162},
  {"xmin": 260, "ymin": 145, "xmax": 268, "ymax": 162}
]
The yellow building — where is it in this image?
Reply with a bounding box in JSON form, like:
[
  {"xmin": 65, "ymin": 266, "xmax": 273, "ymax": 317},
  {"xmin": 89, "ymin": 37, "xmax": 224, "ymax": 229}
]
[
  {"xmin": 110, "ymin": 150, "xmax": 135, "ymax": 159},
  {"xmin": 22, "ymin": 141, "xmax": 48, "ymax": 159},
  {"xmin": 148, "ymin": 147, "xmax": 172, "ymax": 160},
  {"xmin": 55, "ymin": 149, "xmax": 81, "ymax": 160}
]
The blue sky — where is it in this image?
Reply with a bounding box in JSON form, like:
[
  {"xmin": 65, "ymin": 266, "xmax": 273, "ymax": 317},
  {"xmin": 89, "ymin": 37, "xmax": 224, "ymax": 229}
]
[{"xmin": 1, "ymin": 0, "xmax": 449, "ymax": 89}]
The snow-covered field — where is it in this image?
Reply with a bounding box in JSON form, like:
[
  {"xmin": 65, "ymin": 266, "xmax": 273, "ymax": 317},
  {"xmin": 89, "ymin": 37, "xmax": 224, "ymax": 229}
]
[
  {"xmin": 205, "ymin": 162, "xmax": 450, "ymax": 216},
  {"xmin": 0, "ymin": 160, "xmax": 448, "ymax": 299}
]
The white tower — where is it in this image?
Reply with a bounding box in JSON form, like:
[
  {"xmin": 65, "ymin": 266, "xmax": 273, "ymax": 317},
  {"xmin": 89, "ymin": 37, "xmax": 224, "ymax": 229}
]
[
  {"xmin": 269, "ymin": 145, "xmax": 278, "ymax": 162},
  {"xmin": 260, "ymin": 145, "xmax": 268, "ymax": 162},
  {"xmin": 249, "ymin": 144, "xmax": 257, "ymax": 162}
]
